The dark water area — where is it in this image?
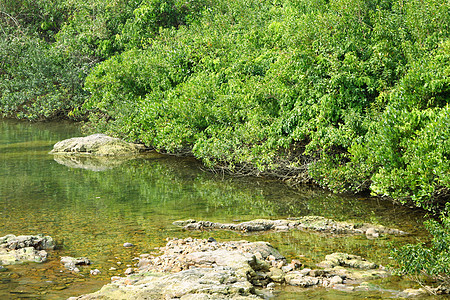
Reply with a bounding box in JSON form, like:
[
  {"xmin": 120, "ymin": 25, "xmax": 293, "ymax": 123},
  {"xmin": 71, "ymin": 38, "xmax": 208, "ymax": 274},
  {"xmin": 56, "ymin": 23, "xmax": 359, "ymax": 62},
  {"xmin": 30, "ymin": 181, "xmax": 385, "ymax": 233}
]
[{"xmin": 0, "ymin": 119, "xmax": 435, "ymax": 299}]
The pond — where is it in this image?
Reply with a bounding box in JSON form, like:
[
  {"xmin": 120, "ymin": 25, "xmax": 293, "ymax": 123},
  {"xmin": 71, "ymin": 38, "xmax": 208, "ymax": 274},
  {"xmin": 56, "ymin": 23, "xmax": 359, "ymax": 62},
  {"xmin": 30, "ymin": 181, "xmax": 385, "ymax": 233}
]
[{"xmin": 0, "ymin": 119, "xmax": 433, "ymax": 299}]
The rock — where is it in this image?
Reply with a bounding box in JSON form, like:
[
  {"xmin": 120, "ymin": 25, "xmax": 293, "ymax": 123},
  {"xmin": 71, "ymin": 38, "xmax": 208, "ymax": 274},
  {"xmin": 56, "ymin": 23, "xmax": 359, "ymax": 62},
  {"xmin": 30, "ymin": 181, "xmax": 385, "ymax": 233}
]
[
  {"xmin": 61, "ymin": 256, "xmax": 91, "ymax": 271},
  {"xmin": 268, "ymin": 267, "xmax": 284, "ymax": 282},
  {"xmin": 329, "ymin": 275, "xmax": 344, "ymax": 285},
  {"xmin": 266, "ymin": 282, "xmax": 275, "ymax": 290},
  {"xmin": 365, "ymin": 228, "xmax": 380, "ymax": 239},
  {"xmin": 124, "ymin": 268, "xmax": 134, "ymax": 275},
  {"xmin": 123, "ymin": 242, "xmax": 134, "ymax": 248},
  {"xmin": 289, "ymin": 259, "xmax": 302, "ymax": 270},
  {"xmin": 0, "ymin": 247, "xmax": 48, "ymax": 265},
  {"xmin": 317, "ymin": 253, "xmax": 378, "ymax": 269},
  {"xmin": 172, "ymin": 219, "xmax": 197, "ymax": 227},
  {"xmin": 0, "ymin": 234, "xmax": 55, "ymax": 250},
  {"xmin": 299, "ymin": 268, "xmax": 311, "ymax": 275},
  {"xmin": 50, "ymin": 134, "xmax": 146, "ymax": 156},
  {"xmin": 70, "ymin": 268, "xmax": 259, "ymax": 300},
  {"xmin": 281, "ymin": 265, "xmax": 293, "ymax": 273},
  {"xmin": 398, "ymin": 288, "xmax": 427, "ymax": 297},
  {"xmin": 72, "ymin": 238, "xmax": 288, "ymax": 299},
  {"xmin": 309, "ymin": 269, "xmax": 326, "ymax": 277},
  {"xmin": 90, "ymin": 269, "xmax": 101, "ymax": 276},
  {"xmin": 285, "ymin": 271, "xmax": 321, "ymax": 287},
  {"xmin": 0, "ymin": 234, "xmax": 53, "ymax": 265},
  {"xmin": 70, "ymin": 238, "xmax": 396, "ymax": 300},
  {"xmin": 174, "ymin": 217, "xmax": 408, "ymax": 236}
]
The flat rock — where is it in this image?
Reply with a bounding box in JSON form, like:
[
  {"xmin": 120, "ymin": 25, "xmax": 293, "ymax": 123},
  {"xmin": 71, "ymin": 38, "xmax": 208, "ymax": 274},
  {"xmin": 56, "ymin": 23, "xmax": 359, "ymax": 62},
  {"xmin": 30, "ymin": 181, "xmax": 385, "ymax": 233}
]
[
  {"xmin": 50, "ymin": 134, "xmax": 146, "ymax": 156},
  {"xmin": 173, "ymin": 217, "xmax": 408, "ymax": 237},
  {"xmin": 69, "ymin": 268, "xmax": 259, "ymax": 300}
]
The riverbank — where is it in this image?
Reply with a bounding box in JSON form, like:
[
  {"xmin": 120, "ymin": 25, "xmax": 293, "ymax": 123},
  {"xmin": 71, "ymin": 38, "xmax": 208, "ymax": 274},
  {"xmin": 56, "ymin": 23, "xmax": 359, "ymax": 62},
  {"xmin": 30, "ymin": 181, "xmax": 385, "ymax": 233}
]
[{"xmin": 0, "ymin": 119, "xmax": 439, "ymax": 299}]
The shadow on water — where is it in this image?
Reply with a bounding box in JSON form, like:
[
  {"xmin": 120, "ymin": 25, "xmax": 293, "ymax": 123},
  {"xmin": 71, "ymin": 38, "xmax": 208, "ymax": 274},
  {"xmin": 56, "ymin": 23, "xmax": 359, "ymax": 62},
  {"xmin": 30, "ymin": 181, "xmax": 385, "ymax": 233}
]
[{"xmin": 0, "ymin": 119, "xmax": 433, "ymax": 299}]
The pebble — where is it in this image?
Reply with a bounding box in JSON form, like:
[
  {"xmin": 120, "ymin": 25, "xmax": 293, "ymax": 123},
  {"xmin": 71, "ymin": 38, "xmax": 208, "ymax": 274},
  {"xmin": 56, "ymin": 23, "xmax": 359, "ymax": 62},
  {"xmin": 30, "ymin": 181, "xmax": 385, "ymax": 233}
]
[
  {"xmin": 123, "ymin": 242, "xmax": 134, "ymax": 248},
  {"xmin": 124, "ymin": 268, "xmax": 134, "ymax": 275},
  {"xmin": 90, "ymin": 269, "xmax": 101, "ymax": 275},
  {"xmin": 109, "ymin": 267, "xmax": 117, "ymax": 271}
]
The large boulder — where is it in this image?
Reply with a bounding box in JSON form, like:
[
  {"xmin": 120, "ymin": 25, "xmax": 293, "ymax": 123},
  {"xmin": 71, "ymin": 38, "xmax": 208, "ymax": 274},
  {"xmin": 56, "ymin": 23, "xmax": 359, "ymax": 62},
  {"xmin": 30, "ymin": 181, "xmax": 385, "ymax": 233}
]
[{"xmin": 50, "ymin": 134, "xmax": 146, "ymax": 156}]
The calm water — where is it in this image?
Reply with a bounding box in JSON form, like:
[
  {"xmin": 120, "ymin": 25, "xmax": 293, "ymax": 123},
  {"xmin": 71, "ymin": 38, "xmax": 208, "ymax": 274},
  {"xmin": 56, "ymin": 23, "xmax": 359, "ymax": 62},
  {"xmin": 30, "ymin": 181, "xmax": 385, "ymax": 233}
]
[{"xmin": 0, "ymin": 119, "xmax": 433, "ymax": 299}]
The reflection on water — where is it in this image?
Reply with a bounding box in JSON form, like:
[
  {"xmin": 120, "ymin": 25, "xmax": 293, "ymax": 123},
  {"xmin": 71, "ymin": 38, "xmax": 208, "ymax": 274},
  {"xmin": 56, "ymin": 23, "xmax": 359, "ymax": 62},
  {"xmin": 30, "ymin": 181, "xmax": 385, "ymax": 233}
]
[{"xmin": 0, "ymin": 119, "xmax": 430, "ymax": 299}]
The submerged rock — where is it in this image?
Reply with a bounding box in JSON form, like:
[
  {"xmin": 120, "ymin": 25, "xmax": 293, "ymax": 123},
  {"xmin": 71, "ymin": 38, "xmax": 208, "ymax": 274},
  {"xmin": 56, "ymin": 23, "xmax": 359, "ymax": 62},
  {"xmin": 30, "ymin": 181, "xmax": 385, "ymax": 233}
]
[
  {"xmin": 173, "ymin": 217, "xmax": 408, "ymax": 237},
  {"xmin": 50, "ymin": 134, "xmax": 146, "ymax": 156},
  {"xmin": 0, "ymin": 234, "xmax": 54, "ymax": 265}
]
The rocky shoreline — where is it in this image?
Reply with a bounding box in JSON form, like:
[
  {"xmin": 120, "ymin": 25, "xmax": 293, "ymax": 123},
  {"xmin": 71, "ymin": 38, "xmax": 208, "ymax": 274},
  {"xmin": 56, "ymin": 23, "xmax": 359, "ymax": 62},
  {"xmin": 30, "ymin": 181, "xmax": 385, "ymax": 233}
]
[
  {"xmin": 69, "ymin": 237, "xmax": 429, "ymax": 299},
  {"xmin": 0, "ymin": 233, "xmax": 442, "ymax": 299}
]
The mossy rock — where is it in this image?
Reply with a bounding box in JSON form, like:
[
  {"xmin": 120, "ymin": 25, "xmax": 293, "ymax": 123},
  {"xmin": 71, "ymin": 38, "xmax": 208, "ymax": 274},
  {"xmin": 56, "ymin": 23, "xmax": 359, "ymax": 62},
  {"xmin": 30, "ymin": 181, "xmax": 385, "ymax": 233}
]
[{"xmin": 50, "ymin": 134, "xmax": 146, "ymax": 156}]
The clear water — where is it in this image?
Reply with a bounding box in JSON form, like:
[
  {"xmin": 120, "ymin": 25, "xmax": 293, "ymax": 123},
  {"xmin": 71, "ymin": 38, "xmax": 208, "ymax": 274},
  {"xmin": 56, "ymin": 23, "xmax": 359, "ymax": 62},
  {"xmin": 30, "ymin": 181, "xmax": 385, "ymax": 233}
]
[{"xmin": 0, "ymin": 119, "xmax": 435, "ymax": 299}]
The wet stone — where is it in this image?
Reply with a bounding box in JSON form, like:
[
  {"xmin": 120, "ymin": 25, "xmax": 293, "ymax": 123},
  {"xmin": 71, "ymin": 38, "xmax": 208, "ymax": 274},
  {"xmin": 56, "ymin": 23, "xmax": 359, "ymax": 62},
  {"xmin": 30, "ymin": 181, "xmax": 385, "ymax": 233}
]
[{"xmin": 61, "ymin": 257, "xmax": 91, "ymax": 271}]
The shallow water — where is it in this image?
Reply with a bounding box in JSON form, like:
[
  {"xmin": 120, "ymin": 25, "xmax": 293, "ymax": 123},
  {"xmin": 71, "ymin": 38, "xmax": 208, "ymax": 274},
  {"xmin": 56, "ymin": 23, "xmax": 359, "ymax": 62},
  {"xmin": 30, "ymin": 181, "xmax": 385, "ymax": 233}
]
[{"xmin": 0, "ymin": 119, "xmax": 435, "ymax": 299}]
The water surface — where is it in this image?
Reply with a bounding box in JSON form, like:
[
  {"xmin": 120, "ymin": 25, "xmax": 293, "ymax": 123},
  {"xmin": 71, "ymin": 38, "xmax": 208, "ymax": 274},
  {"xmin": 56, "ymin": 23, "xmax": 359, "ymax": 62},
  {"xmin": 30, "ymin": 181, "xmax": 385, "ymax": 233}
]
[{"xmin": 0, "ymin": 119, "xmax": 432, "ymax": 299}]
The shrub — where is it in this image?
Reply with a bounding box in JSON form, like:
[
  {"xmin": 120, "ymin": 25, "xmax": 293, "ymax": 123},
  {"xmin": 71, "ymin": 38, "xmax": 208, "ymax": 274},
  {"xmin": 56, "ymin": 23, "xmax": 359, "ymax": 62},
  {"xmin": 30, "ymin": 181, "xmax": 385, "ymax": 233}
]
[{"xmin": 392, "ymin": 204, "xmax": 450, "ymax": 289}]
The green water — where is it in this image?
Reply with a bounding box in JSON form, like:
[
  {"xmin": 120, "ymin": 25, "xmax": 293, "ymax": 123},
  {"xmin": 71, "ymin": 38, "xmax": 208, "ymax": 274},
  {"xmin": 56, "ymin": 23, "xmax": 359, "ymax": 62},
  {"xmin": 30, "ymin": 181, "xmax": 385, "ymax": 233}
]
[{"xmin": 0, "ymin": 119, "xmax": 434, "ymax": 299}]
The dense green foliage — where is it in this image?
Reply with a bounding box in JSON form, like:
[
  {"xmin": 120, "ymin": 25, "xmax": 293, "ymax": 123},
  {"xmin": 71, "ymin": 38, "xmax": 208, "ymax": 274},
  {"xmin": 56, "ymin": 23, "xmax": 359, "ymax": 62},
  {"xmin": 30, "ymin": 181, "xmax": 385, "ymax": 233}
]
[
  {"xmin": 1, "ymin": 0, "xmax": 449, "ymax": 211},
  {"xmin": 392, "ymin": 204, "xmax": 450, "ymax": 288}
]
